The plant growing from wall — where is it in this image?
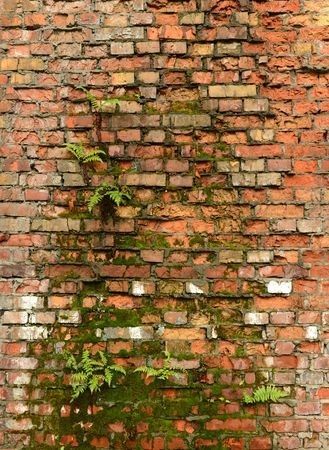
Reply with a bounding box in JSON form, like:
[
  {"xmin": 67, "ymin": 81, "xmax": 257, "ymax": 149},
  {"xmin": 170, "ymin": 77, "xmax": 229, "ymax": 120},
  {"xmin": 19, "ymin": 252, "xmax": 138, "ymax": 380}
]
[
  {"xmin": 134, "ymin": 351, "xmax": 185, "ymax": 381},
  {"xmin": 88, "ymin": 182, "xmax": 131, "ymax": 220},
  {"xmin": 65, "ymin": 88, "xmax": 132, "ymax": 218},
  {"xmin": 66, "ymin": 143, "xmax": 106, "ymax": 165},
  {"xmin": 243, "ymin": 385, "xmax": 288, "ymax": 404},
  {"xmin": 63, "ymin": 349, "xmax": 126, "ymax": 402},
  {"xmin": 78, "ymin": 86, "xmax": 121, "ymax": 113},
  {"xmin": 66, "ymin": 142, "xmax": 106, "ymax": 184}
]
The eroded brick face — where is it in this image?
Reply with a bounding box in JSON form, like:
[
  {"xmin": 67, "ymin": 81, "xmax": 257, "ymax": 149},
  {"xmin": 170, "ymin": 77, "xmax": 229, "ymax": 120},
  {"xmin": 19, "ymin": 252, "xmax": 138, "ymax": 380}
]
[{"xmin": 1, "ymin": 0, "xmax": 329, "ymax": 448}]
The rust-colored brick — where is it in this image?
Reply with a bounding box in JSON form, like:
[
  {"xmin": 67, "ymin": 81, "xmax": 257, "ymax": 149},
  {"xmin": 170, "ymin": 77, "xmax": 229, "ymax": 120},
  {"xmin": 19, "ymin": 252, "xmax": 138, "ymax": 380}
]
[{"xmin": 1, "ymin": 0, "xmax": 329, "ymax": 448}]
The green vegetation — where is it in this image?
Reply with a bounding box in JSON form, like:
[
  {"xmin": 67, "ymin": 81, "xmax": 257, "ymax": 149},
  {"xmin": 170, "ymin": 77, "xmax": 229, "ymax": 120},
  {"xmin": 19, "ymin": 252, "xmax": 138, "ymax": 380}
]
[
  {"xmin": 134, "ymin": 351, "xmax": 185, "ymax": 381},
  {"xmin": 171, "ymin": 100, "xmax": 201, "ymax": 114},
  {"xmin": 63, "ymin": 350, "xmax": 126, "ymax": 401},
  {"xmin": 78, "ymin": 86, "xmax": 120, "ymax": 112},
  {"xmin": 66, "ymin": 143, "xmax": 106, "ymax": 164},
  {"xmin": 243, "ymin": 385, "xmax": 288, "ymax": 404},
  {"xmin": 88, "ymin": 182, "xmax": 131, "ymax": 212}
]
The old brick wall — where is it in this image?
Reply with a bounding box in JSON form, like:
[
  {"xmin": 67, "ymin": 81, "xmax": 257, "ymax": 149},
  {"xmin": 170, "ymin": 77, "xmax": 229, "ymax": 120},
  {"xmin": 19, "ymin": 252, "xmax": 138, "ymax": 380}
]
[{"xmin": 1, "ymin": 0, "xmax": 329, "ymax": 448}]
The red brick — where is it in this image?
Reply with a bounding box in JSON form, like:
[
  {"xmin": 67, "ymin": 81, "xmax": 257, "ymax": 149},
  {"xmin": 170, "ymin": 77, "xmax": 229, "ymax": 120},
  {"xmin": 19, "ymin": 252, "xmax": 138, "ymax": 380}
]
[{"xmin": 206, "ymin": 419, "xmax": 256, "ymax": 432}]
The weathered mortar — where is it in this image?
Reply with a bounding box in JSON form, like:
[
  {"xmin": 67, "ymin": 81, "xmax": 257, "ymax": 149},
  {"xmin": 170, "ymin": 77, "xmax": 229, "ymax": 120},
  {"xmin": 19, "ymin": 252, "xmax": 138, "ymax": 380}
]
[{"xmin": 1, "ymin": 0, "xmax": 329, "ymax": 448}]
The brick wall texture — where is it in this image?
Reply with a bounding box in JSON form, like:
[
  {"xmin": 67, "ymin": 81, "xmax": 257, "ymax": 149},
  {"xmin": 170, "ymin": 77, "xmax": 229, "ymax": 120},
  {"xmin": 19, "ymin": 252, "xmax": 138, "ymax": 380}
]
[{"xmin": 1, "ymin": 0, "xmax": 329, "ymax": 448}]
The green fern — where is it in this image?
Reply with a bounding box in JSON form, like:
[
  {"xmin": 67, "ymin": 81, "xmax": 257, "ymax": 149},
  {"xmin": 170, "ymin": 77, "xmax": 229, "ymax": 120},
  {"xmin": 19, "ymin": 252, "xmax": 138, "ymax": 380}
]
[
  {"xmin": 63, "ymin": 350, "xmax": 126, "ymax": 401},
  {"xmin": 78, "ymin": 86, "xmax": 99, "ymax": 110},
  {"xmin": 78, "ymin": 86, "xmax": 120, "ymax": 112},
  {"xmin": 243, "ymin": 385, "xmax": 288, "ymax": 404},
  {"xmin": 98, "ymin": 98, "xmax": 120, "ymax": 112},
  {"xmin": 134, "ymin": 351, "xmax": 185, "ymax": 382},
  {"xmin": 88, "ymin": 182, "xmax": 131, "ymax": 212},
  {"xmin": 66, "ymin": 143, "xmax": 105, "ymax": 164}
]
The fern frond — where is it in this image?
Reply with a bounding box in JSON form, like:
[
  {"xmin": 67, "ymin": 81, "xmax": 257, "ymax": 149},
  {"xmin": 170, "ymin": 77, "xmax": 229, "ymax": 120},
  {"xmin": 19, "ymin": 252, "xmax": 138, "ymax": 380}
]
[
  {"xmin": 243, "ymin": 385, "xmax": 288, "ymax": 404},
  {"xmin": 89, "ymin": 374, "xmax": 104, "ymax": 393},
  {"xmin": 63, "ymin": 348, "xmax": 126, "ymax": 401},
  {"xmin": 71, "ymin": 372, "xmax": 87, "ymax": 385},
  {"xmin": 82, "ymin": 147, "xmax": 106, "ymax": 163},
  {"xmin": 88, "ymin": 188, "xmax": 104, "ymax": 212},
  {"xmin": 134, "ymin": 352, "xmax": 185, "ymax": 382},
  {"xmin": 66, "ymin": 143, "xmax": 85, "ymax": 162},
  {"xmin": 63, "ymin": 352, "xmax": 78, "ymax": 371},
  {"xmin": 243, "ymin": 394, "xmax": 254, "ymax": 404},
  {"xmin": 104, "ymin": 368, "xmax": 114, "ymax": 387},
  {"xmin": 70, "ymin": 384, "xmax": 87, "ymax": 401},
  {"xmin": 98, "ymin": 351, "xmax": 107, "ymax": 365},
  {"xmin": 98, "ymin": 98, "xmax": 120, "ymax": 112},
  {"xmin": 134, "ymin": 366, "xmax": 159, "ymax": 379},
  {"xmin": 88, "ymin": 183, "xmax": 131, "ymax": 212},
  {"xmin": 78, "ymin": 86, "xmax": 99, "ymax": 111},
  {"xmin": 66, "ymin": 143, "xmax": 105, "ymax": 164}
]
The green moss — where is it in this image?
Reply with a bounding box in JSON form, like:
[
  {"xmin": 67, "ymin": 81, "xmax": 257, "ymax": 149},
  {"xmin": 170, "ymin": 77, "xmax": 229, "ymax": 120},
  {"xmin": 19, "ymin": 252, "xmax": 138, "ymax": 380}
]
[
  {"xmin": 215, "ymin": 309, "xmax": 243, "ymax": 324},
  {"xmin": 85, "ymin": 309, "xmax": 140, "ymax": 328},
  {"xmin": 51, "ymin": 271, "xmax": 80, "ymax": 287},
  {"xmin": 117, "ymin": 233, "xmax": 169, "ymax": 250},
  {"xmin": 139, "ymin": 340, "xmax": 163, "ymax": 355},
  {"xmin": 201, "ymin": 183, "xmax": 224, "ymax": 203},
  {"xmin": 215, "ymin": 142, "xmax": 232, "ymax": 155},
  {"xmin": 214, "ymin": 325, "xmax": 262, "ymax": 341},
  {"xmin": 235, "ymin": 346, "xmax": 246, "ymax": 357},
  {"xmin": 189, "ymin": 234, "xmax": 206, "ymax": 248},
  {"xmin": 195, "ymin": 149, "xmax": 218, "ymax": 161},
  {"xmin": 80, "ymin": 280, "xmax": 107, "ymax": 295},
  {"xmin": 112, "ymin": 255, "xmax": 142, "ymax": 265},
  {"xmin": 144, "ymin": 104, "xmax": 159, "ymax": 114},
  {"xmin": 171, "ymin": 100, "xmax": 201, "ymax": 114}
]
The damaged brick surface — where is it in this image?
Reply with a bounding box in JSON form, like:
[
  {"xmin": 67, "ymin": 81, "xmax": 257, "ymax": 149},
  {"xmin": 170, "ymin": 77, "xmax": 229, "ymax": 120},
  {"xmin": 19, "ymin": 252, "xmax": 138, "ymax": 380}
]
[{"xmin": 0, "ymin": 0, "xmax": 329, "ymax": 448}]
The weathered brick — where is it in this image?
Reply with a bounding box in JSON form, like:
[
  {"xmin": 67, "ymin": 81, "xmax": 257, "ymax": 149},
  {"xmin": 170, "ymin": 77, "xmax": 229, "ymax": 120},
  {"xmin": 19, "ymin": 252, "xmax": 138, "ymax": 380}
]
[
  {"xmin": 164, "ymin": 311, "xmax": 187, "ymax": 325},
  {"xmin": 136, "ymin": 41, "xmax": 160, "ymax": 54},
  {"xmin": 103, "ymin": 326, "xmax": 154, "ymax": 340},
  {"xmin": 170, "ymin": 114, "xmax": 211, "ymax": 128},
  {"xmin": 2, "ymin": 312, "xmax": 28, "ymax": 324},
  {"xmin": 257, "ymin": 173, "xmax": 282, "ymax": 186},
  {"xmin": 245, "ymin": 312, "xmax": 269, "ymax": 325},
  {"xmin": 110, "ymin": 42, "xmax": 134, "ymax": 55},
  {"xmin": 0, "ymin": 218, "xmax": 30, "ymax": 232},
  {"xmin": 1, "ymin": 0, "xmax": 329, "ymax": 445},
  {"xmin": 95, "ymin": 27, "xmax": 144, "ymax": 41},
  {"xmin": 219, "ymin": 250, "xmax": 243, "ymax": 263},
  {"xmin": 111, "ymin": 72, "xmax": 135, "ymax": 85},
  {"xmin": 209, "ymin": 85, "xmax": 257, "ymax": 98},
  {"xmin": 0, "ymin": 58, "xmax": 18, "ymax": 71},
  {"xmin": 244, "ymin": 98, "xmax": 269, "ymax": 112},
  {"xmin": 163, "ymin": 42, "xmax": 187, "ymax": 54},
  {"xmin": 119, "ymin": 173, "xmax": 166, "ymax": 186},
  {"xmin": 18, "ymin": 58, "xmax": 45, "ymax": 71}
]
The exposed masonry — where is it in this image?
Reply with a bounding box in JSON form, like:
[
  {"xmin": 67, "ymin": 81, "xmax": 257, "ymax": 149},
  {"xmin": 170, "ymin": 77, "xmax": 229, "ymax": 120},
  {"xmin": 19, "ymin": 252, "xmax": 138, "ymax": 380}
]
[{"xmin": 1, "ymin": 0, "xmax": 329, "ymax": 449}]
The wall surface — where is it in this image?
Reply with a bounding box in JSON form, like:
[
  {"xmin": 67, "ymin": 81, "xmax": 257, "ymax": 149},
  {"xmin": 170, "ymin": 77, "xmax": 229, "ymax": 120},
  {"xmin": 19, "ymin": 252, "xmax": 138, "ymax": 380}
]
[{"xmin": 1, "ymin": 0, "xmax": 329, "ymax": 448}]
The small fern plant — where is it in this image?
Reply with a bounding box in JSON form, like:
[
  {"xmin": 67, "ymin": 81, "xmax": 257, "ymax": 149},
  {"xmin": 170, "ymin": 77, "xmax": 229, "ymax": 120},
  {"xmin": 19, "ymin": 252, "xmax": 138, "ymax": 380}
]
[
  {"xmin": 78, "ymin": 86, "xmax": 120, "ymax": 112},
  {"xmin": 63, "ymin": 350, "xmax": 126, "ymax": 402},
  {"xmin": 66, "ymin": 143, "xmax": 106, "ymax": 165},
  {"xmin": 88, "ymin": 182, "xmax": 131, "ymax": 212},
  {"xmin": 243, "ymin": 385, "xmax": 288, "ymax": 404},
  {"xmin": 134, "ymin": 351, "xmax": 185, "ymax": 382}
]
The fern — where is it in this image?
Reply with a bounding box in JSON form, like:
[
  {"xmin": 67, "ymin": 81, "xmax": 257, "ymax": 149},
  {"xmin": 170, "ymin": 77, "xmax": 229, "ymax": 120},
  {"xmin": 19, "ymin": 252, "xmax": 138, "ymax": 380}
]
[
  {"xmin": 88, "ymin": 182, "xmax": 131, "ymax": 212},
  {"xmin": 63, "ymin": 350, "xmax": 126, "ymax": 401},
  {"xmin": 134, "ymin": 351, "xmax": 185, "ymax": 382},
  {"xmin": 98, "ymin": 98, "xmax": 120, "ymax": 112},
  {"xmin": 243, "ymin": 385, "xmax": 288, "ymax": 404},
  {"xmin": 66, "ymin": 143, "xmax": 105, "ymax": 165},
  {"xmin": 78, "ymin": 86, "xmax": 99, "ymax": 111},
  {"xmin": 78, "ymin": 86, "xmax": 121, "ymax": 112}
]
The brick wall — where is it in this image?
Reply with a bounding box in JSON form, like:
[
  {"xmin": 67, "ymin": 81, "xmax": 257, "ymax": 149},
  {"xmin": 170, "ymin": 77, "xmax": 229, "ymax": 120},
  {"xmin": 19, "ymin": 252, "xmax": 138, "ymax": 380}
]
[{"xmin": 1, "ymin": 0, "xmax": 329, "ymax": 448}]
